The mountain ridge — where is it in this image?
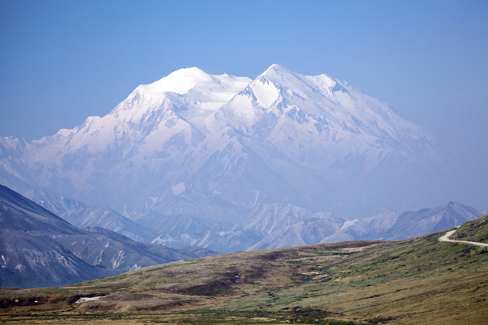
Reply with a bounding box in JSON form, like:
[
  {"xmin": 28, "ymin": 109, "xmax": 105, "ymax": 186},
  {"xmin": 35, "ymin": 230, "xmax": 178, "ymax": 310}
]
[
  {"xmin": 0, "ymin": 185, "xmax": 216, "ymax": 288},
  {"xmin": 24, "ymin": 190, "xmax": 159, "ymax": 243}
]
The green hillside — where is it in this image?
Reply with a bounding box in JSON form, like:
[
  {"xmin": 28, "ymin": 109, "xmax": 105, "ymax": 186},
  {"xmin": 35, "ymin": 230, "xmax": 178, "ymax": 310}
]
[
  {"xmin": 451, "ymin": 214, "xmax": 488, "ymax": 243},
  {"xmin": 1, "ymin": 224, "xmax": 488, "ymax": 324}
]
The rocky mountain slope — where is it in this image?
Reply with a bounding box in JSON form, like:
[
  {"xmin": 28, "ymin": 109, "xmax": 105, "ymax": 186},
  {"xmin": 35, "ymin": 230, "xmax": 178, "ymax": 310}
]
[
  {"xmin": 0, "ymin": 185, "xmax": 105, "ymax": 288},
  {"xmin": 0, "ymin": 185, "xmax": 215, "ymax": 288},
  {"xmin": 24, "ymin": 190, "xmax": 158, "ymax": 243}
]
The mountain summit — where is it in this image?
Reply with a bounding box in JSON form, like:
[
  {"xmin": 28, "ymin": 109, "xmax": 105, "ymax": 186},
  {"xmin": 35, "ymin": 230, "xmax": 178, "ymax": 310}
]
[{"xmin": 0, "ymin": 65, "xmax": 446, "ymax": 251}]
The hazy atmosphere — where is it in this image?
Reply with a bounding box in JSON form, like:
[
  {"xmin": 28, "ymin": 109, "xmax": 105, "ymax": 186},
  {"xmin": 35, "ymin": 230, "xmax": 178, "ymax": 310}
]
[
  {"xmin": 1, "ymin": 0, "xmax": 487, "ymax": 212},
  {"xmin": 2, "ymin": 2, "xmax": 488, "ymax": 321}
]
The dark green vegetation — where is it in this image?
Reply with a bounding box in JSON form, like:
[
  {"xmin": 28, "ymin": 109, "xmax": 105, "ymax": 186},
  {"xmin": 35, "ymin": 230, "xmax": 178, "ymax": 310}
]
[
  {"xmin": 452, "ymin": 214, "xmax": 488, "ymax": 243},
  {"xmin": 1, "ymin": 216, "xmax": 488, "ymax": 324}
]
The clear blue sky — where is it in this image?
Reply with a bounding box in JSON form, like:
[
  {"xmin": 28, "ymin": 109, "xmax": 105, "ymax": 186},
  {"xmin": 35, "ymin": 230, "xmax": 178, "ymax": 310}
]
[{"xmin": 0, "ymin": 0, "xmax": 487, "ymax": 208}]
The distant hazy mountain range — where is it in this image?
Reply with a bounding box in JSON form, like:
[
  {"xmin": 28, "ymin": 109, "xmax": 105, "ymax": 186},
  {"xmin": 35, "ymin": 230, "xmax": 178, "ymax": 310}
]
[
  {"xmin": 24, "ymin": 189, "xmax": 159, "ymax": 243},
  {"xmin": 0, "ymin": 183, "xmax": 483, "ymax": 288},
  {"xmin": 25, "ymin": 188, "xmax": 483, "ymax": 253},
  {"xmin": 0, "ymin": 65, "xmax": 476, "ymax": 253},
  {"xmin": 0, "ymin": 185, "xmax": 215, "ymax": 288},
  {"xmin": 248, "ymin": 201, "xmax": 482, "ymax": 250}
]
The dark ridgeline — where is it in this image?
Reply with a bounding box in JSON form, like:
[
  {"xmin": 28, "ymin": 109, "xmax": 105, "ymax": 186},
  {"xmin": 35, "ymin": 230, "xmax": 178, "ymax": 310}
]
[{"xmin": 0, "ymin": 185, "xmax": 216, "ymax": 289}]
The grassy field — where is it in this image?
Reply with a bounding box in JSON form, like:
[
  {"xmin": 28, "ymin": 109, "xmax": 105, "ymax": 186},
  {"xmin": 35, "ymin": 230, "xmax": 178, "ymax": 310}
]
[{"xmin": 1, "ymin": 218, "xmax": 488, "ymax": 324}]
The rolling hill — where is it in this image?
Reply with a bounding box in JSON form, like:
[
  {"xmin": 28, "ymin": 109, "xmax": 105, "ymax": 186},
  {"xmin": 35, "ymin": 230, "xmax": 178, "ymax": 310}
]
[{"xmin": 1, "ymin": 214, "xmax": 487, "ymax": 324}]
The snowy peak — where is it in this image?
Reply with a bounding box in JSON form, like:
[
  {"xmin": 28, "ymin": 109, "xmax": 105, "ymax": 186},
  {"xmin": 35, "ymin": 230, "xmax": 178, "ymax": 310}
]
[
  {"xmin": 215, "ymin": 64, "xmax": 308, "ymax": 129},
  {"xmin": 225, "ymin": 64, "xmax": 354, "ymax": 124},
  {"xmin": 110, "ymin": 68, "xmax": 251, "ymax": 129},
  {"xmin": 261, "ymin": 64, "xmax": 295, "ymax": 82},
  {"xmin": 43, "ymin": 68, "xmax": 252, "ymax": 153},
  {"xmin": 259, "ymin": 64, "xmax": 338, "ymax": 101},
  {"xmin": 148, "ymin": 67, "xmax": 214, "ymax": 95},
  {"xmin": 256, "ymin": 64, "xmax": 308, "ymax": 105},
  {"xmin": 138, "ymin": 67, "xmax": 251, "ymax": 103},
  {"xmin": 219, "ymin": 65, "xmax": 413, "ymax": 136}
]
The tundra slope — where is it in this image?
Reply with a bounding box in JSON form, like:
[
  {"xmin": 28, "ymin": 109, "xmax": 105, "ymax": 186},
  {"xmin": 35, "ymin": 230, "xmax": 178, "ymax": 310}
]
[{"xmin": 1, "ymin": 215, "xmax": 487, "ymax": 324}]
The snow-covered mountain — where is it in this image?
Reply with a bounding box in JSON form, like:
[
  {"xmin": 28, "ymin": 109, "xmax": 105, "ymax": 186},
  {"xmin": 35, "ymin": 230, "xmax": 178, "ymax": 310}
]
[{"xmin": 0, "ymin": 64, "xmax": 447, "ymax": 252}]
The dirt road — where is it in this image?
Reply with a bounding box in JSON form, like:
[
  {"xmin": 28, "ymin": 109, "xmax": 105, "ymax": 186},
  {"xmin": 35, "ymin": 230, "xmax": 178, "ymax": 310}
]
[{"xmin": 439, "ymin": 228, "xmax": 488, "ymax": 247}]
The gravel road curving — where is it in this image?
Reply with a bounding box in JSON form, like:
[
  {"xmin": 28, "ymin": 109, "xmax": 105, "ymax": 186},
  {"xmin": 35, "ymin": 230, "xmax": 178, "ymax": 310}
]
[{"xmin": 439, "ymin": 227, "xmax": 488, "ymax": 247}]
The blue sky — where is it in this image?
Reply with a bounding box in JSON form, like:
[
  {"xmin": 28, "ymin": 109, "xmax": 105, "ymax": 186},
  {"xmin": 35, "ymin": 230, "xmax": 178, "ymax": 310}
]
[{"xmin": 0, "ymin": 0, "xmax": 487, "ymax": 208}]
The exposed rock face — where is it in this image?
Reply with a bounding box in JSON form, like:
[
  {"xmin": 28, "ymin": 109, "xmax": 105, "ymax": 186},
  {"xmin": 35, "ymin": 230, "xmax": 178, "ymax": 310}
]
[{"xmin": 0, "ymin": 184, "xmax": 102, "ymax": 288}]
